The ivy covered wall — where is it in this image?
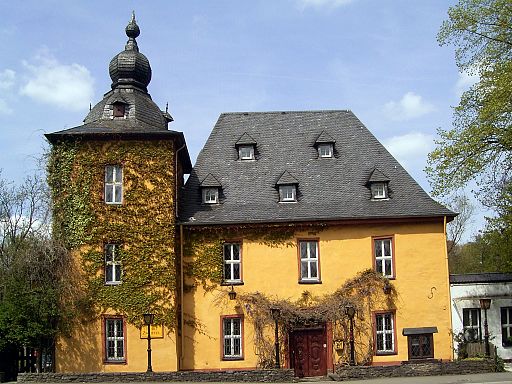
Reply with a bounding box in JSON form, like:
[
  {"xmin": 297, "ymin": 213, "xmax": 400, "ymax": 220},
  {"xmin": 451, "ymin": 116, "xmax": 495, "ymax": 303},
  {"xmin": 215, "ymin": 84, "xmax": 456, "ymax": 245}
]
[{"xmin": 47, "ymin": 139, "xmax": 178, "ymax": 329}]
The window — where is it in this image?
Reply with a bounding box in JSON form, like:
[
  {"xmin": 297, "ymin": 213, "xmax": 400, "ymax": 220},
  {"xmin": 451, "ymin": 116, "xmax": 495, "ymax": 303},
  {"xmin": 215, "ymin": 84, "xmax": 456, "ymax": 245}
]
[
  {"xmin": 279, "ymin": 185, "xmax": 296, "ymax": 202},
  {"xmin": 375, "ymin": 312, "xmax": 395, "ymax": 354},
  {"xmin": 223, "ymin": 316, "xmax": 243, "ymax": 359},
  {"xmin": 223, "ymin": 243, "xmax": 242, "ymax": 283},
  {"xmin": 374, "ymin": 237, "xmax": 394, "ymax": 278},
  {"xmin": 299, "ymin": 240, "xmax": 319, "ymax": 282},
  {"xmin": 113, "ymin": 103, "xmax": 125, "ymax": 118},
  {"xmin": 238, "ymin": 145, "xmax": 254, "ymax": 160},
  {"xmin": 463, "ymin": 308, "xmax": 481, "ymax": 342},
  {"xmin": 202, "ymin": 187, "xmax": 219, "ymax": 204},
  {"xmin": 104, "ymin": 318, "xmax": 125, "ymax": 362},
  {"xmin": 105, "ymin": 244, "xmax": 122, "ymax": 284},
  {"xmin": 318, "ymin": 143, "xmax": 333, "ymax": 158},
  {"xmin": 105, "ymin": 165, "xmax": 123, "ymax": 204},
  {"xmin": 501, "ymin": 307, "xmax": 512, "ymax": 347},
  {"xmin": 408, "ymin": 334, "xmax": 434, "ymax": 359},
  {"xmin": 371, "ymin": 182, "xmax": 388, "ymax": 199}
]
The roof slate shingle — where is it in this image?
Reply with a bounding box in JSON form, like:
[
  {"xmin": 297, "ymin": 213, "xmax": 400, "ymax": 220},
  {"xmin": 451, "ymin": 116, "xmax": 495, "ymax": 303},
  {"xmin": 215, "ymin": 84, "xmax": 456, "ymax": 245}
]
[{"xmin": 179, "ymin": 110, "xmax": 455, "ymax": 225}]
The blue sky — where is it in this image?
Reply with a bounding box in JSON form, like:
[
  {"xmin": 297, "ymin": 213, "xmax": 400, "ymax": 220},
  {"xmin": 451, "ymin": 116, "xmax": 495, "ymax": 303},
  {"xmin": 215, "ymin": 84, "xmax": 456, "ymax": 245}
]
[{"xmin": 1, "ymin": 0, "xmax": 484, "ymax": 238}]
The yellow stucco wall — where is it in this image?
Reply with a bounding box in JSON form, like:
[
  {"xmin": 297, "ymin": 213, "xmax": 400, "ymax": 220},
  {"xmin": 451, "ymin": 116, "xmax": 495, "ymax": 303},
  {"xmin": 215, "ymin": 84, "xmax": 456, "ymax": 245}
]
[
  {"xmin": 56, "ymin": 319, "xmax": 177, "ymax": 372},
  {"xmin": 182, "ymin": 219, "xmax": 452, "ymax": 370}
]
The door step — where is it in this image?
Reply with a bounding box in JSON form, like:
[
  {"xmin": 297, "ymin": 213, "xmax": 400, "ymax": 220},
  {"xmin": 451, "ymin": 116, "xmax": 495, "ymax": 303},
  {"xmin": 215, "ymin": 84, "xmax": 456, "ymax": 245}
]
[{"xmin": 298, "ymin": 376, "xmax": 332, "ymax": 382}]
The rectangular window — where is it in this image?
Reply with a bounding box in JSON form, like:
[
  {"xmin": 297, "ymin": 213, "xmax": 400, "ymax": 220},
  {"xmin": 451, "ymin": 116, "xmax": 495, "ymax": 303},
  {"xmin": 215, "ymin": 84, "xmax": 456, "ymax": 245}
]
[
  {"xmin": 238, "ymin": 145, "xmax": 255, "ymax": 160},
  {"xmin": 371, "ymin": 182, "xmax": 387, "ymax": 199},
  {"xmin": 104, "ymin": 318, "xmax": 125, "ymax": 362},
  {"xmin": 375, "ymin": 312, "xmax": 395, "ymax": 354},
  {"xmin": 279, "ymin": 185, "xmax": 296, "ymax": 202},
  {"xmin": 105, "ymin": 165, "xmax": 123, "ymax": 204},
  {"xmin": 318, "ymin": 143, "xmax": 333, "ymax": 158},
  {"xmin": 299, "ymin": 240, "xmax": 319, "ymax": 282},
  {"xmin": 374, "ymin": 237, "xmax": 394, "ymax": 278},
  {"xmin": 501, "ymin": 307, "xmax": 512, "ymax": 347},
  {"xmin": 105, "ymin": 244, "xmax": 122, "ymax": 284},
  {"xmin": 462, "ymin": 308, "xmax": 481, "ymax": 342},
  {"xmin": 203, "ymin": 188, "xmax": 219, "ymax": 204},
  {"xmin": 223, "ymin": 316, "xmax": 243, "ymax": 359},
  {"xmin": 223, "ymin": 243, "xmax": 242, "ymax": 283},
  {"xmin": 408, "ymin": 334, "xmax": 434, "ymax": 359}
]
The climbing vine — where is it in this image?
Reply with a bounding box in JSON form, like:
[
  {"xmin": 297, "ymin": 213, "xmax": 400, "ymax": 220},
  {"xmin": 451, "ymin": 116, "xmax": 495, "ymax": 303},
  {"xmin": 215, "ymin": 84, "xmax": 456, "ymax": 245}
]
[{"xmin": 47, "ymin": 139, "xmax": 178, "ymax": 328}]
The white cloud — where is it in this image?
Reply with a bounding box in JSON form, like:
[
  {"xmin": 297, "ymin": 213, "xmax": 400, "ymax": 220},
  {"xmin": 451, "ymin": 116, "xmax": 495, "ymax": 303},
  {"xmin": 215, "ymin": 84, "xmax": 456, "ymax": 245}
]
[
  {"xmin": 0, "ymin": 99, "xmax": 13, "ymax": 115},
  {"xmin": 297, "ymin": 0, "xmax": 354, "ymax": 9},
  {"xmin": 383, "ymin": 92, "xmax": 435, "ymax": 121},
  {"xmin": 0, "ymin": 69, "xmax": 16, "ymax": 90},
  {"xmin": 455, "ymin": 70, "xmax": 479, "ymax": 97},
  {"xmin": 20, "ymin": 49, "xmax": 94, "ymax": 111},
  {"xmin": 383, "ymin": 132, "xmax": 434, "ymax": 169}
]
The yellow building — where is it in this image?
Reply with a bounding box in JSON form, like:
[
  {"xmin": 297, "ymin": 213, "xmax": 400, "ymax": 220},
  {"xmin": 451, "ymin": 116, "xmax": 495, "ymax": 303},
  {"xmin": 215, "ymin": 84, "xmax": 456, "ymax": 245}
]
[{"xmin": 46, "ymin": 16, "xmax": 454, "ymax": 377}]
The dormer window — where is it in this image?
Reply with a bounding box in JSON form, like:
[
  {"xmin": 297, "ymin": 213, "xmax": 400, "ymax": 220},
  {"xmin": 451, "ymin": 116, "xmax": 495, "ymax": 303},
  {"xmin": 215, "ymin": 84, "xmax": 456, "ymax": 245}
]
[
  {"xmin": 236, "ymin": 133, "xmax": 257, "ymax": 161},
  {"xmin": 238, "ymin": 145, "xmax": 255, "ymax": 160},
  {"xmin": 318, "ymin": 143, "xmax": 333, "ymax": 158},
  {"xmin": 315, "ymin": 131, "xmax": 336, "ymax": 159},
  {"xmin": 367, "ymin": 168, "xmax": 390, "ymax": 200},
  {"xmin": 276, "ymin": 170, "xmax": 299, "ymax": 203},
  {"xmin": 279, "ymin": 185, "xmax": 296, "ymax": 202},
  {"xmin": 371, "ymin": 182, "xmax": 388, "ymax": 199},
  {"xmin": 200, "ymin": 173, "xmax": 222, "ymax": 204},
  {"xmin": 202, "ymin": 188, "xmax": 219, "ymax": 204},
  {"xmin": 113, "ymin": 103, "xmax": 126, "ymax": 118}
]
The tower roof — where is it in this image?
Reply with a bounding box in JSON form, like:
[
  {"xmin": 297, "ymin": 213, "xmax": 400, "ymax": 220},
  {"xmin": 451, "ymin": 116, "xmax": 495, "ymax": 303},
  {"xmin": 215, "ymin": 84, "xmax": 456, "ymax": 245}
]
[{"xmin": 109, "ymin": 12, "xmax": 152, "ymax": 91}]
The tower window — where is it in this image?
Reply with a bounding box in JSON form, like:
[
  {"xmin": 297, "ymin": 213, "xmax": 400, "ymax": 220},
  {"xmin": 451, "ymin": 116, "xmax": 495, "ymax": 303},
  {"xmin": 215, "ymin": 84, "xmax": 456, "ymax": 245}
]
[{"xmin": 113, "ymin": 103, "xmax": 126, "ymax": 118}]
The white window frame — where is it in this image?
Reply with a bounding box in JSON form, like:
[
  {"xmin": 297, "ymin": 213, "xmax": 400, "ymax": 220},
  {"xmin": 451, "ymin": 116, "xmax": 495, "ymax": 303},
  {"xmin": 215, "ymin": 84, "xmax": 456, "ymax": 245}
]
[
  {"xmin": 318, "ymin": 143, "xmax": 333, "ymax": 158},
  {"xmin": 501, "ymin": 307, "xmax": 512, "ymax": 346},
  {"xmin": 238, "ymin": 145, "xmax": 255, "ymax": 160},
  {"xmin": 105, "ymin": 244, "xmax": 122, "ymax": 285},
  {"xmin": 202, "ymin": 187, "xmax": 219, "ymax": 204},
  {"xmin": 299, "ymin": 240, "xmax": 319, "ymax": 282},
  {"xmin": 371, "ymin": 182, "xmax": 388, "ymax": 199},
  {"xmin": 105, "ymin": 165, "xmax": 123, "ymax": 204},
  {"xmin": 463, "ymin": 308, "xmax": 481, "ymax": 342},
  {"xmin": 223, "ymin": 243, "xmax": 242, "ymax": 283},
  {"xmin": 374, "ymin": 238, "xmax": 394, "ymax": 278},
  {"xmin": 279, "ymin": 185, "xmax": 296, "ymax": 202},
  {"xmin": 375, "ymin": 312, "xmax": 395, "ymax": 354},
  {"xmin": 105, "ymin": 318, "xmax": 125, "ymax": 361},
  {"xmin": 223, "ymin": 317, "xmax": 243, "ymax": 359}
]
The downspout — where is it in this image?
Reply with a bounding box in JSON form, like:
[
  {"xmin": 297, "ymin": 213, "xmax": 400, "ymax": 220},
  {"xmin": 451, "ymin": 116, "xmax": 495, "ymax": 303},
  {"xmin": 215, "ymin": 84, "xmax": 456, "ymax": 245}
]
[
  {"xmin": 443, "ymin": 215, "xmax": 455, "ymax": 360},
  {"xmin": 174, "ymin": 142, "xmax": 186, "ymax": 370}
]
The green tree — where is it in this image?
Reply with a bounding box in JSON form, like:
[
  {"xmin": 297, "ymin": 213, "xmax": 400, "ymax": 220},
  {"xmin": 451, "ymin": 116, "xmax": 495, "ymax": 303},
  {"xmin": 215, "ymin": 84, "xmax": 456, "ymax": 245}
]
[
  {"xmin": 427, "ymin": 0, "xmax": 512, "ymax": 205},
  {"xmin": 0, "ymin": 173, "xmax": 71, "ymax": 372}
]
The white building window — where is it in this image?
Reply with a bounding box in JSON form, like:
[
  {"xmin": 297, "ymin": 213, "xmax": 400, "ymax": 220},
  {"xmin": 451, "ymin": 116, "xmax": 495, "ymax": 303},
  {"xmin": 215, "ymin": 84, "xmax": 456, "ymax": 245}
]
[
  {"xmin": 105, "ymin": 165, "xmax": 123, "ymax": 204},
  {"xmin": 374, "ymin": 238, "xmax": 394, "ymax": 278},
  {"xmin": 105, "ymin": 318, "xmax": 125, "ymax": 361},
  {"xmin": 223, "ymin": 317, "xmax": 243, "ymax": 359},
  {"xmin": 223, "ymin": 243, "xmax": 242, "ymax": 283},
  {"xmin": 463, "ymin": 308, "xmax": 481, "ymax": 342},
  {"xmin": 501, "ymin": 307, "xmax": 512, "ymax": 347},
  {"xmin": 375, "ymin": 312, "xmax": 395, "ymax": 354},
  {"xmin": 318, "ymin": 143, "xmax": 333, "ymax": 158},
  {"xmin": 371, "ymin": 182, "xmax": 388, "ymax": 199},
  {"xmin": 299, "ymin": 240, "xmax": 319, "ymax": 282},
  {"xmin": 105, "ymin": 244, "xmax": 122, "ymax": 285},
  {"xmin": 279, "ymin": 185, "xmax": 296, "ymax": 202},
  {"xmin": 202, "ymin": 188, "xmax": 219, "ymax": 204},
  {"xmin": 238, "ymin": 145, "xmax": 255, "ymax": 160}
]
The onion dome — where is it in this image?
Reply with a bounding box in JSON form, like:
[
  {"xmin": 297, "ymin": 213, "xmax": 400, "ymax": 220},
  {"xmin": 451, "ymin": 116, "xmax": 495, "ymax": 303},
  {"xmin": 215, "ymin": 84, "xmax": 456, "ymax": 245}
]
[{"xmin": 109, "ymin": 12, "xmax": 152, "ymax": 91}]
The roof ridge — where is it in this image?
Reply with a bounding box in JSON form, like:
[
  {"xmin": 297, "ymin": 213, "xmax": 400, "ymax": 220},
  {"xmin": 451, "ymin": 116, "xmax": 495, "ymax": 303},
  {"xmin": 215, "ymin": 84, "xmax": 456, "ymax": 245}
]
[{"xmin": 219, "ymin": 109, "xmax": 353, "ymax": 116}]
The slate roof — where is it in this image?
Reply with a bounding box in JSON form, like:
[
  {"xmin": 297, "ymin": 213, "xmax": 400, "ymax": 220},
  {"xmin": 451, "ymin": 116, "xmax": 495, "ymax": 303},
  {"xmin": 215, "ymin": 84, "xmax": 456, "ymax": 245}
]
[
  {"xmin": 180, "ymin": 110, "xmax": 455, "ymax": 225},
  {"xmin": 367, "ymin": 168, "xmax": 390, "ymax": 184},
  {"xmin": 276, "ymin": 170, "xmax": 299, "ymax": 186},
  {"xmin": 450, "ymin": 273, "xmax": 512, "ymax": 284},
  {"xmin": 315, "ymin": 130, "xmax": 336, "ymax": 144},
  {"xmin": 236, "ymin": 133, "xmax": 257, "ymax": 146}
]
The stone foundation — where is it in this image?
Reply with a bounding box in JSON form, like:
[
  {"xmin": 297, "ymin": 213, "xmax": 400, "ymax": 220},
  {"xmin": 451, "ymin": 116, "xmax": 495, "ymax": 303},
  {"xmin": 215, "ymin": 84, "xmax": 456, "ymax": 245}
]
[{"xmin": 17, "ymin": 369, "xmax": 295, "ymax": 383}]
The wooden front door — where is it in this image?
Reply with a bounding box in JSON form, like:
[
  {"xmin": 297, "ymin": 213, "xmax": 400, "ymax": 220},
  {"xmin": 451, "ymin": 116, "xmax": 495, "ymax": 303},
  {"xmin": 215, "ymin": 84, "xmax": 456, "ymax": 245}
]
[{"xmin": 290, "ymin": 328, "xmax": 327, "ymax": 377}]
